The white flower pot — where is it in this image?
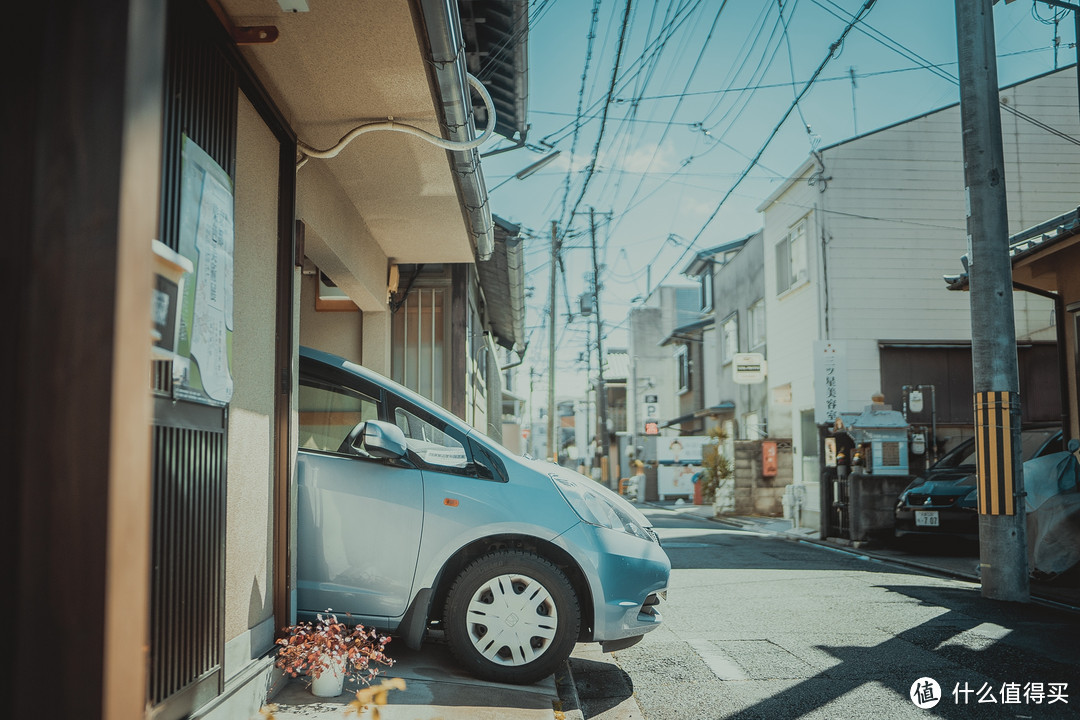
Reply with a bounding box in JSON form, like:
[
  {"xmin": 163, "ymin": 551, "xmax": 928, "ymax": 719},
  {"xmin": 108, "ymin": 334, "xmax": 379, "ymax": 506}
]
[{"xmin": 310, "ymin": 654, "xmax": 346, "ymax": 697}]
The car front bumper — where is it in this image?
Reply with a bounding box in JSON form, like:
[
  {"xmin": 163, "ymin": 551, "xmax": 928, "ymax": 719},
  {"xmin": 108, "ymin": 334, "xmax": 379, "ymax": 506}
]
[
  {"xmin": 895, "ymin": 506, "xmax": 978, "ymax": 539},
  {"xmin": 557, "ymin": 521, "xmax": 671, "ymax": 643}
]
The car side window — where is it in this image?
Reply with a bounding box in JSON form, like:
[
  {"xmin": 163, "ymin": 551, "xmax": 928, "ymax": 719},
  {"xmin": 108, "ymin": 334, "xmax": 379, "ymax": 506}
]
[
  {"xmin": 470, "ymin": 438, "xmax": 507, "ymax": 482},
  {"xmin": 299, "ymin": 379, "xmax": 380, "ymax": 454},
  {"xmin": 393, "ymin": 406, "xmax": 470, "ymax": 472}
]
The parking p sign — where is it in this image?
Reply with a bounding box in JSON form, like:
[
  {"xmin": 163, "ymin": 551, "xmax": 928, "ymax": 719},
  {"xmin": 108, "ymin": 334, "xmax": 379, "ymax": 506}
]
[{"xmin": 643, "ymin": 394, "xmax": 659, "ymax": 434}]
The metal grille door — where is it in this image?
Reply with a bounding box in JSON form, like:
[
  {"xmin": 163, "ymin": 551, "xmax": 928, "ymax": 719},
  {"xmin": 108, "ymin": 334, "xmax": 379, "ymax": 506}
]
[{"xmin": 149, "ymin": 404, "xmax": 227, "ymax": 709}]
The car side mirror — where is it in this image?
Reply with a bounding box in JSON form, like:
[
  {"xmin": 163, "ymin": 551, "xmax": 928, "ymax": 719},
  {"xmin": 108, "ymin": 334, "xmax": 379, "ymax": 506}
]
[{"xmin": 357, "ymin": 420, "xmax": 408, "ymax": 460}]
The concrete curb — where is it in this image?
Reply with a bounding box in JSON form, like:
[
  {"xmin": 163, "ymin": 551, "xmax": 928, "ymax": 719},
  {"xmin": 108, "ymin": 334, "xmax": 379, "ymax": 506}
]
[{"xmin": 554, "ymin": 659, "xmax": 584, "ymax": 720}]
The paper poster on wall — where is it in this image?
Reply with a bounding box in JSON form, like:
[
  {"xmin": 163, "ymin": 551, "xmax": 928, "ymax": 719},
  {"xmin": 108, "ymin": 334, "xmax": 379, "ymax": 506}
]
[
  {"xmin": 174, "ymin": 134, "xmax": 235, "ymax": 405},
  {"xmin": 658, "ymin": 464, "xmax": 703, "ymax": 500},
  {"xmin": 656, "ymin": 436, "xmax": 712, "ymax": 464}
]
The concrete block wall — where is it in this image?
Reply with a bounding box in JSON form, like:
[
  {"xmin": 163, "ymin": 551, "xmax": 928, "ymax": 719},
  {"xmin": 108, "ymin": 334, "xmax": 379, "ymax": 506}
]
[
  {"xmin": 848, "ymin": 471, "xmax": 912, "ymax": 544},
  {"xmin": 731, "ymin": 440, "xmax": 794, "ymax": 516}
]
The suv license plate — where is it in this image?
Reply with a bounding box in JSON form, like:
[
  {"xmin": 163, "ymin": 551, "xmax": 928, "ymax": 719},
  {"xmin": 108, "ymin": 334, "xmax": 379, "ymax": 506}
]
[{"xmin": 915, "ymin": 510, "xmax": 940, "ymax": 527}]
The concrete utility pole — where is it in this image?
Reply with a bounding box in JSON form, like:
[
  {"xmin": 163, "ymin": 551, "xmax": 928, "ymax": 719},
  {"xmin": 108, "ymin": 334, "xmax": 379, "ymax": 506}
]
[
  {"xmin": 590, "ymin": 208, "xmax": 610, "ymax": 487},
  {"xmin": 548, "ymin": 221, "xmax": 559, "ymax": 463},
  {"xmin": 955, "ymin": 0, "xmax": 1029, "ymax": 602}
]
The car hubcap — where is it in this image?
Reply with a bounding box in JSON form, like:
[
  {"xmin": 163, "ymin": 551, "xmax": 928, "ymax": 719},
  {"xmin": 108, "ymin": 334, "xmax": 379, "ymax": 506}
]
[{"xmin": 465, "ymin": 572, "xmax": 558, "ymax": 666}]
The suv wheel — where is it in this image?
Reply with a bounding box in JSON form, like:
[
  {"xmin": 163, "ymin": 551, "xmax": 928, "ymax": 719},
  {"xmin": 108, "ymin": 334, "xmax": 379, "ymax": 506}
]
[{"xmin": 443, "ymin": 550, "xmax": 580, "ymax": 684}]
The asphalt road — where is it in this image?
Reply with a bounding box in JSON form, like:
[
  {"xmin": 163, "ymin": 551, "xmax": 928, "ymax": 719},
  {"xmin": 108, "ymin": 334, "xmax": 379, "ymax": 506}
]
[{"xmin": 568, "ymin": 506, "xmax": 1080, "ymax": 720}]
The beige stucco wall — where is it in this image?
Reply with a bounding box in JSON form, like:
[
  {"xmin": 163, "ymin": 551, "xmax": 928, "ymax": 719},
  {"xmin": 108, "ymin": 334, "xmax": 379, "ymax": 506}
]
[
  {"xmin": 224, "ymin": 93, "xmax": 279, "ymax": 644},
  {"xmin": 295, "ymin": 153, "xmax": 395, "ymax": 373},
  {"xmin": 298, "ymin": 269, "xmax": 363, "ymax": 362},
  {"xmin": 296, "ymin": 161, "xmax": 388, "ymax": 313}
]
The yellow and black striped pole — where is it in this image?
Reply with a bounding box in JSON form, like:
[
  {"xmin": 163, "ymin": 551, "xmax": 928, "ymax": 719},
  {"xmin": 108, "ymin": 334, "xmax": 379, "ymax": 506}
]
[{"xmin": 973, "ymin": 391, "xmax": 1017, "ymax": 516}]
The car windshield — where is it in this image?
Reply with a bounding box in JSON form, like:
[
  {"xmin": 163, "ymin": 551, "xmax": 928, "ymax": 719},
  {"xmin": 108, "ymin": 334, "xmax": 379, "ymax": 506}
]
[
  {"xmin": 931, "ymin": 429, "xmax": 1059, "ymax": 472},
  {"xmin": 933, "ymin": 439, "xmax": 976, "ymax": 469}
]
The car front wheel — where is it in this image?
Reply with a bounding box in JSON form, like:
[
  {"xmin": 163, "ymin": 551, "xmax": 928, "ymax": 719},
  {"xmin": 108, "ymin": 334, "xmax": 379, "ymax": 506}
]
[{"xmin": 443, "ymin": 550, "xmax": 580, "ymax": 684}]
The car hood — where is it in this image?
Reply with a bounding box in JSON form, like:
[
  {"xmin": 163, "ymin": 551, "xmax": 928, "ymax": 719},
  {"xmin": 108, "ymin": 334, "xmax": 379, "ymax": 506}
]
[
  {"xmin": 522, "ymin": 456, "xmax": 656, "ymax": 529},
  {"xmin": 911, "ymin": 480, "xmax": 977, "ymax": 495},
  {"xmin": 903, "ymin": 471, "xmax": 975, "ymax": 494}
]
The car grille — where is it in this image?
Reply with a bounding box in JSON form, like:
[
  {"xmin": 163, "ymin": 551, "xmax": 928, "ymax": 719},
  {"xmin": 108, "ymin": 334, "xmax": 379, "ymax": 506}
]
[
  {"xmin": 641, "ymin": 593, "xmax": 663, "ymax": 617},
  {"xmin": 906, "ymin": 494, "xmax": 963, "ymax": 508}
]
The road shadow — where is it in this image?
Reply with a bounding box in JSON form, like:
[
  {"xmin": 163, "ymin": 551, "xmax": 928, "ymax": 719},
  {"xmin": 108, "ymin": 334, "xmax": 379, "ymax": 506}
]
[
  {"xmin": 565, "ymin": 656, "xmax": 636, "ymax": 719},
  {"xmin": 717, "ymin": 583, "xmax": 1080, "ymax": 719},
  {"xmin": 646, "ymin": 511, "xmax": 922, "ymax": 576}
]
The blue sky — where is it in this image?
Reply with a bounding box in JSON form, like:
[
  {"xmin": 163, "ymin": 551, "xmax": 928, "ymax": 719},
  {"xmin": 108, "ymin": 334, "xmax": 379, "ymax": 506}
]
[{"xmin": 481, "ymin": 0, "xmax": 1077, "ymax": 397}]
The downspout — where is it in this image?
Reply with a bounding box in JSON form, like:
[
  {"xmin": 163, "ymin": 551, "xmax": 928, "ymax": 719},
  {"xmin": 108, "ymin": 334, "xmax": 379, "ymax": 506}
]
[
  {"xmin": 1013, "ymin": 281, "xmax": 1072, "ymax": 441},
  {"xmin": 419, "ymin": 0, "xmax": 495, "ymax": 261},
  {"xmin": 505, "ymin": 233, "xmax": 527, "ymax": 355}
]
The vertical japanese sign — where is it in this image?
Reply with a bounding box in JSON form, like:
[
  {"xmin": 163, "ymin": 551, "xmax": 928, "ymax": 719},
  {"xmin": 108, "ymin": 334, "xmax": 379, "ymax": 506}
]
[
  {"xmin": 813, "ymin": 340, "xmax": 847, "ymax": 425},
  {"xmin": 174, "ymin": 135, "xmax": 235, "ymax": 405}
]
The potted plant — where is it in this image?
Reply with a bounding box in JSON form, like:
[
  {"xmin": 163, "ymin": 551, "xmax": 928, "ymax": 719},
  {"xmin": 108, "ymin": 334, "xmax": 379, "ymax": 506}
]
[
  {"xmin": 275, "ymin": 610, "xmax": 394, "ymax": 697},
  {"xmin": 700, "ymin": 426, "xmax": 733, "ymax": 512}
]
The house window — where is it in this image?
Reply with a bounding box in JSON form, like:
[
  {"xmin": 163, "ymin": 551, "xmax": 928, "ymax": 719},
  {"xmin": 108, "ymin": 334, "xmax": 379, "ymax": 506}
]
[
  {"xmin": 748, "ymin": 299, "xmax": 766, "ymax": 349},
  {"xmin": 721, "ymin": 313, "xmax": 738, "ymax": 364},
  {"xmin": 391, "ymin": 286, "xmax": 449, "ymax": 405},
  {"xmin": 700, "ymin": 270, "xmax": 713, "ymax": 313},
  {"xmin": 742, "ymin": 411, "xmax": 762, "ymax": 439},
  {"xmin": 676, "ymin": 345, "xmax": 690, "ymax": 394},
  {"xmin": 775, "ymin": 219, "xmax": 808, "ymax": 294}
]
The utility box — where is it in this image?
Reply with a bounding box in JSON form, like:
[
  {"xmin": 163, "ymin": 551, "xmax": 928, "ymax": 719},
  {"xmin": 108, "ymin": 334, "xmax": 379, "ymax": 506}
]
[{"xmin": 847, "ymin": 401, "xmax": 909, "ymax": 476}]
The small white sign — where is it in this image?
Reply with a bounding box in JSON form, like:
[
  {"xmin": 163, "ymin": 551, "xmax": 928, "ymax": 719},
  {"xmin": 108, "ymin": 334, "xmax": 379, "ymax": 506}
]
[{"xmin": 733, "ymin": 353, "xmax": 767, "ymax": 384}]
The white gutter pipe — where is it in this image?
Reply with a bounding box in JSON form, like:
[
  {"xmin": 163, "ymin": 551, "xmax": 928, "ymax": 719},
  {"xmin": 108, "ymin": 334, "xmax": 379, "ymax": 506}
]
[{"xmin": 419, "ymin": 0, "xmax": 496, "ymax": 261}]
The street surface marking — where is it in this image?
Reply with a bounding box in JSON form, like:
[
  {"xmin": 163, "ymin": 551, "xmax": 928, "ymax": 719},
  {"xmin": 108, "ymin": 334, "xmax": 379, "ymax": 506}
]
[{"xmin": 686, "ymin": 638, "xmax": 750, "ymax": 681}]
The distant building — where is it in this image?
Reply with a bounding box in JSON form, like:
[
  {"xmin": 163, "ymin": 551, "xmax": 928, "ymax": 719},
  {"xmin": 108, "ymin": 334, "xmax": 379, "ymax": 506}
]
[{"xmin": 681, "ymin": 231, "xmax": 768, "ymax": 441}]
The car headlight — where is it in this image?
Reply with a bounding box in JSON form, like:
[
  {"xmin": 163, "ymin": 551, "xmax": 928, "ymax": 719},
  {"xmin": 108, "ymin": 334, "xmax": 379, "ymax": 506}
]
[{"xmin": 549, "ymin": 472, "xmax": 655, "ymax": 542}]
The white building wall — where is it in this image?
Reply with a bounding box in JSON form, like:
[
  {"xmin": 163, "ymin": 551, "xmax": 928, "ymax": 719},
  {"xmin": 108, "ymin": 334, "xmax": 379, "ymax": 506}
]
[
  {"xmin": 761, "ymin": 67, "xmax": 1080, "ymax": 523},
  {"xmin": 763, "ymin": 166, "xmax": 819, "ymax": 446},
  {"xmin": 702, "ymin": 325, "xmax": 720, "ymax": 408}
]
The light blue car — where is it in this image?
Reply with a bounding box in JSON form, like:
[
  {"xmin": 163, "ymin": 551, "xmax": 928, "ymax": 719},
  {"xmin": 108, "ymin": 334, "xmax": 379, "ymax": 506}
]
[{"xmin": 296, "ymin": 347, "xmax": 671, "ymax": 684}]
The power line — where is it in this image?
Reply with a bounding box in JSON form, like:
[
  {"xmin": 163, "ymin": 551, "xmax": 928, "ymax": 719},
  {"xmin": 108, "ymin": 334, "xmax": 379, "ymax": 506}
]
[
  {"xmin": 562, "ymin": 0, "xmax": 635, "ymax": 238},
  {"xmin": 556, "ymin": 0, "xmax": 602, "ymax": 236},
  {"xmin": 643, "ymin": 0, "xmax": 880, "ymax": 304},
  {"xmin": 538, "ymin": 0, "xmax": 708, "ymax": 147},
  {"xmin": 593, "ymin": 0, "xmax": 692, "ymax": 213},
  {"xmin": 810, "ymin": 0, "xmax": 1080, "ymax": 146},
  {"xmin": 594, "ymin": 0, "xmax": 731, "ymax": 237}
]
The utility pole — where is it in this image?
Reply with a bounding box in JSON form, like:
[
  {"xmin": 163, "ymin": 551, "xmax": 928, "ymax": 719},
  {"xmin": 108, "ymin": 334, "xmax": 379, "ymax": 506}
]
[
  {"xmin": 955, "ymin": 0, "xmax": 1028, "ymax": 602},
  {"xmin": 548, "ymin": 221, "xmax": 559, "ymax": 464},
  {"xmin": 590, "ymin": 208, "xmax": 610, "ymax": 487},
  {"xmin": 848, "ymin": 66, "xmax": 858, "ymax": 135},
  {"xmin": 528, "ymin": 367, "xmax": 536, "ymax": 457},
  {"xmin": 583, "ymin": 321, "xmax": 592, "ymax": 471}
]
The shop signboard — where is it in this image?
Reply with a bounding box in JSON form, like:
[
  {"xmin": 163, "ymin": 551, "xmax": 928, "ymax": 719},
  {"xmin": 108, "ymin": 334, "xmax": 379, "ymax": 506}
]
[{"xmin": 813, "ymin": 340, "xmax": 847, "ymax": 425}]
